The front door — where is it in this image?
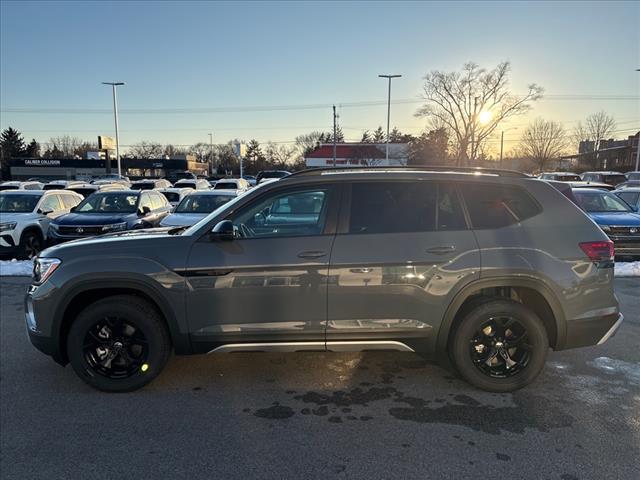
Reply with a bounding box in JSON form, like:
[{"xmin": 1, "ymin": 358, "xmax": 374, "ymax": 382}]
[
  {"xmin": 184, "ymin": 183, "xmax": 340, "ymax": 352},
  {"xmin": 327, "ymin": 180, "xmax": 480, "ymax": 354}
]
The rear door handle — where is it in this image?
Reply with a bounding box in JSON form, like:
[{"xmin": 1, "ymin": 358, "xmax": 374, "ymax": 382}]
[
  {"xmin": 426, "ymin": 245, "xmax": 456, "ymax": 255},
  {"xmin": 297, "ymin": 250, "xmax": 327, "ymax": 259}
]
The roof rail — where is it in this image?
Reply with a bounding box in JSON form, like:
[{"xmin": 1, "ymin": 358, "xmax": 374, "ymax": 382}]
[{"xmin": 286, "ymin": 165, "xmax": 530, "ymax": 178}]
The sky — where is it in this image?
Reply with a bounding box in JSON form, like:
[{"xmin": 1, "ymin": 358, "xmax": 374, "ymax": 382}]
[{"xmin": 1, "ymin": 0, "xmax": 639, "ymax": 155}]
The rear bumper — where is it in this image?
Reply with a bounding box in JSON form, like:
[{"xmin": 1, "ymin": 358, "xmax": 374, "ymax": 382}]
[{"xmin": 563, "ymin": 312, "xmax": 624, "ymax": 349}]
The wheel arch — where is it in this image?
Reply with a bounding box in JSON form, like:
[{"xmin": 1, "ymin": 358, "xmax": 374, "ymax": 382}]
[
  {"xmin": 53, "ymin": 279, "xmax": 190, "ymax": 364},
  {"xmin": 437, "ymin": 277, "xmax": 567, "ymax": 355}
]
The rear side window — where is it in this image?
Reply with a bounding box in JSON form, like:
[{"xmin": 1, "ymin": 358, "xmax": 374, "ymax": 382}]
[
  {"xmin": 461, "ymin": 183, "xmax": 541, "ymax": 229},
  {"xmin": 349, "ymin": 182, "xmax": 466, "ymax": 234},
  {"xmin": 60, "ymin": 194, "xmax": 81, "ymax": 209},
  {"xmin": 150, "ymin": 192, "xmax": 166, "ymax": 210},
  {"xmin": 616, "ymin": 191, "xmax": 639, "ymax": 207}
]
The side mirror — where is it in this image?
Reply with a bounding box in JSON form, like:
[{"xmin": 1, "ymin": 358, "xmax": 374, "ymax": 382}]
[
  {"xmin": 210, "ymin": 220, "xmax": 235, "ymax": 241},
  {"xmin": 70, "ymin": 206, "xmax": 77, "ymax": 212},
  {"xmin": 139, "ymin": 206, "xmax": 151, "ymax": 216},
  {"xmin": 38, "ymin": 208, "xmax": 53, "ymax": 215}
]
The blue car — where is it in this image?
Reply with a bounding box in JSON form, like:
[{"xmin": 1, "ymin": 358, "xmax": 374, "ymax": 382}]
[
  {"xmin": 573, "ymin": 188, "xmax": 640, "ymax": 258},
  {"xmin": 49, "ymin": 190, "xmax": 171, "ymax": 243}
]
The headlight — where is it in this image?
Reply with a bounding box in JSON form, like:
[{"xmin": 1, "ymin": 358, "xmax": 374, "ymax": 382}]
[
  {"xmin": 601, "ymin": 225, "xmax": 611, "ymax": 232},
  {"xmin": 101, "ymin": 222, "xmax": 128, "ymax": 232},
  {"xmin": 0, "ymin": 222, "xmax": 17, "ymax": 232},
  {"xmin": 33, "ymin": 257, "xmax": 61, "ymax": 285}
]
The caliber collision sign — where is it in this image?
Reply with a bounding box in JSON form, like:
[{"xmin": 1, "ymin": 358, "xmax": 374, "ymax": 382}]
[{"xmin": 98, "ymin": 135, "xmax": 116, "ymax": 150}]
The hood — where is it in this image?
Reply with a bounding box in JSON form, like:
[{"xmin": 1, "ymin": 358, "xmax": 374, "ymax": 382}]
[
  {"xmin": 160, "ymin": 213, "xmax": 207, "ymax": 227},
  {"xmin": 0, "ymin": 212, "xmax": 40, "ymax": 224},
  {"xmin": 588, "ymin": 212, "xmax": 640, "ymax": 226},
  {"xmin": 53, "ymin": 212, "xmax": 135, "ymax": 226}
]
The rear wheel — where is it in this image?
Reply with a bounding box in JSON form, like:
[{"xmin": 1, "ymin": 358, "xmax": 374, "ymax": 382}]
[
  {"xmin": 67, "ymin": 295, "xmax": 171, "ymax": 392},
  {"xmin": 19, "ymin": 230, "xmax": 43, "ymax": 259},
  {"xmin": 450, "ymin": 299, "xmax": 548, "ymax": 392}
]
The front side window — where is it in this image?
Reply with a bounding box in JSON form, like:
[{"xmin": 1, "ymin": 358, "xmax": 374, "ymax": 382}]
[
  {"xmin": 76, "ymin": 193, "xmax": 139, "ymax": 213},
  {"xmin": 0, "ymin": 194, "xmax": 41, "ymax": 212},
  {"xmin": 150, "ymin": 192, "xmax": 165, "ymax": 210},
  {"xmin": 349, "ymin": 182, "xmax": 465, "ymax": 234},
  {"xmin": 39, "ymin": 195, "xmax": 62, "ymax": 213},
  {"xmin": 230, "ymin": 188, "xmax": 330, "ymax": 238},
  {"xmin": 461, "ymin": 183, "xmax": 541, "ymax": 229},
  {"xmin": 138, "ymin": 193, "xmax": 153, "ymax": 211},
  {"xmin": 617, "ymin": 191, "xmax": 639, "ymax": 207}
]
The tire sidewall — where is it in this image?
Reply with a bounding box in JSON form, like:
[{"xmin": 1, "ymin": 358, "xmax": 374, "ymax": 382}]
[
  {"xmin": 19, "ymin": 229, "xmax": 42, "ymax": 260},
  {"xmin": 67, "ymin": 299, "xmax": 170, "ymax": 392},
  {"xmin": 451, "ymin": 300, "xmax": 549, "ymax": 393}
]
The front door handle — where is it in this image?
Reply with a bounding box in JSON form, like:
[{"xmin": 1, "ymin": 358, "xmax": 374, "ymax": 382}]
[
  {"xmin": 426, "ymin": 245, "xmax": 456, "ymax": 255},
  {"xmin": 297, "ymin": 250, "xmax": 327, "ymax": 259}
]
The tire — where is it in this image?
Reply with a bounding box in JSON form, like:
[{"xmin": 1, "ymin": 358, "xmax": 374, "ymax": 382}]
[
  {"xmin": 450, "ymin": 299, "xmax": 548, "ymax": 393},
  {"xmin": 19, "ymin": 229, "xmax": 43, "ymax": 260},
  {"xmin": 67, "ymin": 295, "xmax": 171, "ymax": 392}
]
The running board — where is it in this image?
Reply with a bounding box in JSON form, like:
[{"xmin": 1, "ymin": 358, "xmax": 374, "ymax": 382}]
[{"xmin": 208, "ymin": 340, "xmax": 414, "ymax": 354}]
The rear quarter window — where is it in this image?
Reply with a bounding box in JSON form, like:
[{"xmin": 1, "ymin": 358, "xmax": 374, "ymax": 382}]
[{"xmin": 461, "ymin": 183, "xmax": 541, "ymax": 229}]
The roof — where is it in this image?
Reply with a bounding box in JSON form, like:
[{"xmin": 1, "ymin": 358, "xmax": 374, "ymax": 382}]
[
  {"xmin": 305, "ymin": 145, "xmax": 385, "ymax": 159},
  {"xmin": 0, "ymin": 189, "xmax": 45, "ymax": 195}
]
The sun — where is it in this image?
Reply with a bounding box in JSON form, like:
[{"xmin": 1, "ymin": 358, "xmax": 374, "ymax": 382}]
[{"xmin": 478, "ymin": 111, "xmax": 492, "ymax": 125}]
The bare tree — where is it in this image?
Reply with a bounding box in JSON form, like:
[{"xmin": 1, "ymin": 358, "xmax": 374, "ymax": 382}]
[
  {"xmin": 572, "ymin": 111, "xmax": 617, "ymax": 152},
  {"xmin": 265, "ymin": 142, "xmax": 297, "ymax": 168},
  {"xmin": 519, "ymin": 118, "xmax": 568, "ymax": 172},
  {"xmin": 295, "ymin": 131, "xmax": 324, "ymax": 155},
  {"xmin": 188, "ymin": 142, "xmax": 211, "ymax": 163},
  {"xmin": 416, "ymin": 61, "xmax": 543, "ymax": 165},
  {"xmin": 128, "ymin": 141, "xmax": 163, "ymax": 159},
  {"xmin": 163, "ymin": 144, "xmax": 187, "ymax": 158},
  {"xmin": 47, "ymin": 136, "xmax": 89, "ymax": 157}
]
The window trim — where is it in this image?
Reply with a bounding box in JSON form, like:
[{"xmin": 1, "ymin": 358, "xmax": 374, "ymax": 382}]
[{"xmin": 337, "ymin": 180, "xmax": 470, "ymax": 235}]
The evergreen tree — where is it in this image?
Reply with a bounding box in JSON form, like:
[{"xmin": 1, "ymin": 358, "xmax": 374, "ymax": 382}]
[
  {"xmin": 25, "ymin": 139, "xmax": 40, "ymax": 158},
  {"xmin": 0, "ymin": 127, "xmax": 26, "ymax": 158},
  {"xmin": 372, "ymin": 126, "xmax": 385, "ymax": 142},
  {"xmin": 360, "ymin": 130, "xmax": 372, "ymax": 143}
]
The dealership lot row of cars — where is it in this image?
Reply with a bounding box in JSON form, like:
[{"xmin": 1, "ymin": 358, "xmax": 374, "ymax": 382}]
[
  {"xmin": 0, "ymin": 171, "xmax": 291, "ymax": 258},
  {"xmin": 1, "ymin": 168, "xmax": 639, "ymax": 260}
]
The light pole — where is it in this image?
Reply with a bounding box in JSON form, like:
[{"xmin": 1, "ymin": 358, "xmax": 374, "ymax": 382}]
[
  {"xmin": 499, "ymin": 127, "xmax": 518, "ymax": 168},
  {"xmin": 102, "ymin": 82, "xmax": 125, "ymax": 176},
  {"xmin": 379, "ymin": 74, "xmax": 402, "ymax": 164},
  {"xmin": 635, "ymin": 70, "xmax": 639, "ymax": 170},
  {"xmin": 208, "ymin": 133, "xmax": 214, "ymax": 175}
]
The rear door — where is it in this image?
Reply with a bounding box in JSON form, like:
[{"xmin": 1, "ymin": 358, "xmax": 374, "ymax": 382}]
[{"xmin": 327, "ymin": 180, "xmax": 480, "ymax": 353}]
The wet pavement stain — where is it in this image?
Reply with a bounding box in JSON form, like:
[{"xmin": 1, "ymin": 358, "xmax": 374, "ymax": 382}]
[
  {"xmin": 294, "ymin": 386, "xmax": 398, "ymax": 407},
  {"xmin": 254, "ymin": 405, "xmax": 295, "ymax": 419},
  {"xmin": 496, "ymin": 453, "xmax": 511, "ymax": 461}
]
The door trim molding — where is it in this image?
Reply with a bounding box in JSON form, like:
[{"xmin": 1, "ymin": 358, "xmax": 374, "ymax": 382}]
[{"xmin": 208, "ymin": 340, "xmax": 414, "ymax": 354}]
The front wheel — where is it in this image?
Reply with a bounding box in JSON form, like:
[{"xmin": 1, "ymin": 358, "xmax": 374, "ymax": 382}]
[
  {"xmin": 450, "ymin": 299, "xmax": 548, "ymax": 393},
  {"xmin": 67, "ymin": 295, "xmax": 171, "ymax": 392},
  {"xmin": 19, "ymin": 230, "xmax": 43, "ymax": 259}
]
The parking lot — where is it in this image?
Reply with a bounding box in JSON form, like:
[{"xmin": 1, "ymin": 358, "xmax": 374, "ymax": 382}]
[{"xmin": 1, "ymin": 276, "xmax": 638, "ymax": 480}]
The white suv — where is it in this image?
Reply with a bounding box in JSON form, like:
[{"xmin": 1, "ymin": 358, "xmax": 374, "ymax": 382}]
[{"xmin": 0, "ymin": 190, "xmax": 83, "ymax": 258}]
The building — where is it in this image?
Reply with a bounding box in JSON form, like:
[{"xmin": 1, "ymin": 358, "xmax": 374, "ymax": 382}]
[
  {"xmin": 305, "ymin": 143, "xmax": 409, "ymax": 168},
  {"xmin": 7, "ymin": 156, "xmax": 208, "ymax": 181},
  {"xmin": 560, "ymin": 132, "xmax": 639, "ymax": 171}
]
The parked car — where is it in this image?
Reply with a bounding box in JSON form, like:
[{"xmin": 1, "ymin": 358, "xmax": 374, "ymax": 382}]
[
  {"xmin": 543, "ymin": 180, "xmax": 579, "ymax": 205},
  {"xmin": 625, "ymin": 171, "xmax": 640, "ymax": 181},
  {"xmin": 614, "ymin": 180, "xmax": 640, "ymax": 190},
  {"xmin": 65, "ymin": 182, "xmax": 127, "ymax": 198},
  {"xmin": 567, "ymin": 181, "xmax": 615, "ymax": 191},
  {"xmin": 43, "ymin": 180, "xmax": 85, "ymax": 190},
  {"xmin": 580, "ymin": 171, "xmax": 627, "ymax": 187},
  {"xmin": 614, "ymin": 187, "xmax": 640, "ymax": 212},
  {"xmin": 212, "ymin": 177, "xmax": 250, "ymax": 193},
  {"xmin": 130, "ymin": 179, "xmax": 172, "ymax": 190},
  {"xmin": 256, "ymin": 170, "xmax": 291, "ymax": 184},
  {"xmin": 160, "ymin": 190, "xmax": 239, "ymax": 227},
  {"xmin": 48, "ymin": 190, "xmax": 172, "ymax": 243},
  {"xmin": 538, "ymin": 172, "xmax": 581, "ymax": 182},
  {"xmin": 0, "ymin": 180, "xmax": 44, "ymax": 191},
  {"xmin": 173, "ymin": 178, "xmax": 211, "ymax": 190},
  {"xmin": 27, "ymin": 167, "xmax": 623, "ymax": 393},
  {"xmin": 0, "ymin": 190, "xmax": 83, "ymax": 258},
  {"xmin": 572, "ymin": 188, "xmax": 640, "ymax": 257},
  {"xmin": 91, "ymin": 174, "xmax": 130, "ymax": 186},
  {"xmin": 242, "ymin": 175, "xmax": 257, "ymax": 186},
  {"xmin": 166, "ymin": 170, "xmax": 197, "ymax": 183},
  {"xmin": 157, "ymin": 187, "xmax": 195, "ymax": 208}
]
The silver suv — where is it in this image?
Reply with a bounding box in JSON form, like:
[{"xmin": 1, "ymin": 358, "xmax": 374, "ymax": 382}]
[{"xmin": 25, "ymin": 167, "xmax": 622, "ymax": 393}]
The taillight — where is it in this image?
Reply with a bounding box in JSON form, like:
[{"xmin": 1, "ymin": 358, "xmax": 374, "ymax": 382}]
[{"xmin": 579, "ymin": 241, "xmax": 614, "ymax": 262}]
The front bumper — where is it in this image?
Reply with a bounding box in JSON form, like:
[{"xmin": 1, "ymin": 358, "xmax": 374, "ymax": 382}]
[
  {"xmin": 25, "ymin": 284, "xmax": 66, "ymax": 364},
  {"xmin": 0, "ymin": 233, "xmax": 20, "ymax": 254}
]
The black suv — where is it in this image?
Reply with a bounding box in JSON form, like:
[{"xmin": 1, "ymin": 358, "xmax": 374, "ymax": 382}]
[{"xmin": 26, "ymin": 167, "xmax": 622, "ymax": 393}]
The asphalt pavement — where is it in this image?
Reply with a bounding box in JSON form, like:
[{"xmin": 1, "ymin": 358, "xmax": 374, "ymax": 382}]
[{"xmin": 1, "ymin": 277, "xmax": 638, "ymax": 480}]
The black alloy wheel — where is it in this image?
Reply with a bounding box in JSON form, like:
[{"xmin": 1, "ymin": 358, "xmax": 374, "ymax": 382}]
[{"xmin": 20, "ymin": 231, "xmax": 42, "ymax": 259}]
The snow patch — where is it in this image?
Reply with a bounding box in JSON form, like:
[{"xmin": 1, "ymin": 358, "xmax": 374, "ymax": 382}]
[
  {"xmin": 614, "ymin": 261, "xmax": 640, "ymax": 277},
  {"xmin": 0, "ymin": 259, "xmax": 33, "ymax": 277},
  {"xmin": 589, "ymin": 357, "xmax": 640, "ymax": 385}
]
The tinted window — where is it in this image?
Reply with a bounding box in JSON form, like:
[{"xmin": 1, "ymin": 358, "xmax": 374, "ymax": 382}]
[
  {"xmin": 177, "ymin": 181, "xmax": 197, "ymax": 189},
  {"xmin": 603, "ymin": 174, "xmax": 627, "ymax": 186},
  {"xmin": 77, "ymin": 193, "xmax": 139, "ymax": 213},
  {"xmin": 176, "ymin": 194, "xmax": 235, "ymax": 213},
  {"xmin": 0, "ymin": 194, "xmax": 41, "ymax": 212},
  {"xmin": 349, "ymin": 182, "xmax": 465, "ymax": 234},
  {"xmin": 461, "ymin": 183, "xmax": 541, "ymax": 229},
  {"xmin": 43, "ymin": 183, "xmax": 65, "ymax": 190},
  {"xmin": 68, "ymin": 188, "xmax": 97, "ymax": 198},
  {"xmin": 231, "ymin": 188, "xmax": 330, "ymax": 238},
  {"xmin": 617, "ymin": 191, "xmax": 639, "ymax": 206},
  {"xmin": 131, "ymin": 182, "xmax": 154, "ymax": 190},
  {"xmin": 214, "ymin": 181, "xmax": 237, "ymax": 190},
  {"xmin": 574, "ymin": 191, "xmax": 631, "ymax": 212},
  {"xmin": 161, "ymin": 191, "xmax": 180, "ymax": 203}
]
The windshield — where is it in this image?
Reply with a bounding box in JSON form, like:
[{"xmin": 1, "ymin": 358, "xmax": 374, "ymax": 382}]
[
  {"xmin": 0, "ymin": 194, "xmax": 41, "ymax": 212},
  {"xmin": 0, "ymin": 185, "xmax": 19, "ymax": 191},
  {"xmin": 214, "ymin": 182, "xmax": 237, "ymax": 190},
  {"xmin": 68, "ymin": 188, "xmax": 97, "ymax": 197},
  {"xmin": 43, "ymin": 184, "xmax": 65, "ymax": 190},
  {"xmin": 131, "ymin": 182, "xmax": 155, "ymax": 190},
  {"xmin": 556, "ymin": 175, "xmax": 581, "ymax": 181},
  {"xmin": 604, "ymin": 175, "xmax": 627, "ymax": 186},
  {"xmin": 161, "ymin": 191, "xmax": 181, "ymax": 203},
  {"xmin": 76, "ymin": 192, "xmax": 139, "ymax": 213},
  {"xmin": 176, "ymin": 194, "xmax": 235, "ymax": 213},
  {"xmin": 176, "ymin": 182, "xmax": 196, "ymax": 189},
  {"xmin": 574, "ymin": 191, "xmax": 632, "ymax": 212}
]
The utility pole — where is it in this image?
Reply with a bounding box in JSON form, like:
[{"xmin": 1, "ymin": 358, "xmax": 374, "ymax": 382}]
[
  {"xmin": 102, "ymin": 82, "xmax": 125, "ymax": 176},
  {"xmin": 378, "ymin": 74, "xmax": 402, "ymax": 164},
  {"xmin": 208, "ymin": 133, "xmax": 214, "ymax": 175},
  {"xmin": 470, "ymin": 96, "xmax": 478, "ymax": 165},
  {"xmin": 499, "ymin": 130, "xmax": 505, "ymax": 168},
  {"xmin": 635, "ymin": 131, "xmax": 639, "ymax": 171},
  {"xmin": 332, "ymin": 105, "xmax": 337, "ymax": 167}
]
